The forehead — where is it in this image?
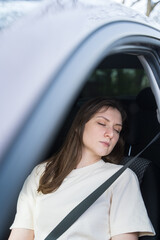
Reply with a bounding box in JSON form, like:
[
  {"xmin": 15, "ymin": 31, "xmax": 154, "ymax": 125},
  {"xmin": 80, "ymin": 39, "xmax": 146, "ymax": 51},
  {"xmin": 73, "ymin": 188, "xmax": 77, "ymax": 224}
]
[{"xmin": 93, "ymin": 107, "xmax": 122, "ymax": 122}]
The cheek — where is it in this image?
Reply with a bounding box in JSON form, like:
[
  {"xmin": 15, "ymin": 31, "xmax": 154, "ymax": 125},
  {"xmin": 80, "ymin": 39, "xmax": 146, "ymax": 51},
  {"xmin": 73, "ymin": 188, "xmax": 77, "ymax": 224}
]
[
  {"xmin": 82, "ymin": 126, "xmax": 98, "ymax": 147},
  {"xmin": 113, "ymin": 135, "xmax": 120, "ymax": 146},
  {"xmin": 84, "ymin": 125, "xmax": 97, "ymax": 138},
  {"xmin": 82, "ymin": 128, "xmax": 91, "ymax": 145}
]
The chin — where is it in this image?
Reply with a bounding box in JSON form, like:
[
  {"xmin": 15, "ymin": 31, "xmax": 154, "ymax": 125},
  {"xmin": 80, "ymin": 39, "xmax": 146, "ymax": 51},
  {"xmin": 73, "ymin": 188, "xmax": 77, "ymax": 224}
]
[{"xmin": 97, "ymin": 151, "xmax": 110, "ymax": 158}]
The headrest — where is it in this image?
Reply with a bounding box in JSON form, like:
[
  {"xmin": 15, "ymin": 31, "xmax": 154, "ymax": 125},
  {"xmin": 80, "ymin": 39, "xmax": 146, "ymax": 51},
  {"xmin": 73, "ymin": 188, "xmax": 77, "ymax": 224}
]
[
  {"xmin": 126, "ymin": 87, "xmax": 160, "ymax": 146},
  {"xmin": 136, "ymin": 87, "xmax": 157, "ymax": 111}
]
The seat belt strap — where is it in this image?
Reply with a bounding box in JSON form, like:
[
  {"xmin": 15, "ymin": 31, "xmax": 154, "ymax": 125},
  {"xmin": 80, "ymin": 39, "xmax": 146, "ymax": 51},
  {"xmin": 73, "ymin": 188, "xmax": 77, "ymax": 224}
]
[{"xmin": 45, "ymin": 132, "xmax": 160, "ymax": 240}]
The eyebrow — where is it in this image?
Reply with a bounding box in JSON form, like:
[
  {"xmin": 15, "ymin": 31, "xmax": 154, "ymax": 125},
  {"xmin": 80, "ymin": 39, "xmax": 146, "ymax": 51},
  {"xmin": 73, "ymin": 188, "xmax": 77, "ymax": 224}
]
[{"xmin": 96, "ymin": 116, "xmax": 122, "ymax": 127}]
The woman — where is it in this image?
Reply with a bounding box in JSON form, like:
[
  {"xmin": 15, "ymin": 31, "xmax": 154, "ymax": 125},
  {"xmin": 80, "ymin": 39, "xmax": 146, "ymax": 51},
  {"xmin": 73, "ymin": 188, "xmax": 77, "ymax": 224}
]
[{"xmin": 9, "ymin": 97, "xmax": 155, "ymax": 240}]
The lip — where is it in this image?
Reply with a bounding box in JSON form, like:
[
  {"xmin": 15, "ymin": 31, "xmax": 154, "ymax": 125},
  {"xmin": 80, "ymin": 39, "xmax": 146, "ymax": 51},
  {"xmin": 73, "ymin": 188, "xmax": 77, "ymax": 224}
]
[{"xmin": 99, "ymin": 141, "xmax": 110, "ymax": 147}]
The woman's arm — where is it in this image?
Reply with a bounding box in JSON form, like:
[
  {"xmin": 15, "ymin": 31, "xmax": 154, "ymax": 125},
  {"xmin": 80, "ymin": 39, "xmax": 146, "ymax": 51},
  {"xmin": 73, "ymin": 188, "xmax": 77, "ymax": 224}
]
[
  {"xmin": 8, "ymin": 228, "xmax": 34, "ymax": 240},
  {"xmin": 111, "ymin": 232, "xmax": 138, "ymax": 240}
]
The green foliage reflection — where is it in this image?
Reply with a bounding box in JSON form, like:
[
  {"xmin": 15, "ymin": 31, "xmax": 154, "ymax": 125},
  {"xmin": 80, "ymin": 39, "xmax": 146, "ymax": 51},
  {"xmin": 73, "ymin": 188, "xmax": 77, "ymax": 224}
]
[{"xmin": 82, "ymin": 69, "xmax": 149, "ymax": 97}]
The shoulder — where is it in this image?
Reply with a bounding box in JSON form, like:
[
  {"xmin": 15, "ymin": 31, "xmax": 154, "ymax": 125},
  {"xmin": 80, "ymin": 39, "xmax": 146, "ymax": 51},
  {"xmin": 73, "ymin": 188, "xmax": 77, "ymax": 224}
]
[
  {"xmin": 23, "ymin": 162, "xmax": 47, "ymax": 190},
  {"xmin": 103, "ymin": 162, "xmax": 139, "ymax": 188},
  {"xmin": 119, "ymin": 165, "xmax": 139, "ymax": 184},
  {"xmin": 106, "ymin": 162, "xmax": 138, "ymax": 178},
  {"xmin": 34, "ymin": 162, "xmax": 47, "ymax": 177}
]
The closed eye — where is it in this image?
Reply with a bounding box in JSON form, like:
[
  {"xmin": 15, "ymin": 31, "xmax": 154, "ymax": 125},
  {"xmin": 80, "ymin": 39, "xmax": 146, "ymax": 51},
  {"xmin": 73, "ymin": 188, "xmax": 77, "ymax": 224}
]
[
  {"xmin": 114, "ymin": 129, "xmax": 121, "ymax": 134},
  {"xmin": 97, "ymin": 122, "xmax": 106, "ymax": 126}
]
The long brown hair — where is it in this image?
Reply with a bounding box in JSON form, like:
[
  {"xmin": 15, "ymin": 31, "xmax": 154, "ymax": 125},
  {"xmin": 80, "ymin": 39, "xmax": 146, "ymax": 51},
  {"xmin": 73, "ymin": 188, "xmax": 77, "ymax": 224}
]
[{"xmin": 38, "ymin": 97, "xmax": 127, "ymax": 194}]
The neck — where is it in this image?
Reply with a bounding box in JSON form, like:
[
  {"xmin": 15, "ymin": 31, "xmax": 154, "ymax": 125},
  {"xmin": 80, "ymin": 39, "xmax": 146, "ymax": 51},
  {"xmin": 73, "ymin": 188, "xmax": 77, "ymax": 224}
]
[{"xmin": 76, "ymin": 151, "xmax": 101, "ymax": 169}]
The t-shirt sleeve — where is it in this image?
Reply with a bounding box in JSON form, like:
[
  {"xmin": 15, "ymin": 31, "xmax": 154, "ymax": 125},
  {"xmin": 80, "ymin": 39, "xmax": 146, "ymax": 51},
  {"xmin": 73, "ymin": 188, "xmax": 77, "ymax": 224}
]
[
  {"xmin": 10, "ymin": 165, "xmax": 42, "ymax": 230},
  {"xmin": 109, "ymin": 168, "xmax": 155, "ymax": 237}
]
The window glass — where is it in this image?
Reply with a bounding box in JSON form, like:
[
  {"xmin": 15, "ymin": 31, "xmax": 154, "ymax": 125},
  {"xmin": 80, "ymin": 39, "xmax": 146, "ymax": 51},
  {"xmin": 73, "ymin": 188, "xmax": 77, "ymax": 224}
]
[
  {"xmin": 79, "ymin": 54, "xmax": 150, "ymax": 98},
  {"xmin": 81, "ymin": 68, "xmax": 149, "ymax": 98}
]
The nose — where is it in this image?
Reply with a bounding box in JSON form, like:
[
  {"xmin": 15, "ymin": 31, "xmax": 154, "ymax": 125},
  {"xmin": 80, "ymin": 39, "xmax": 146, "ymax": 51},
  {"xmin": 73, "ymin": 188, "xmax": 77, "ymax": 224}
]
[{"xmin": 104, "ymin": 126, "xmax": 114, "ymax": 139}]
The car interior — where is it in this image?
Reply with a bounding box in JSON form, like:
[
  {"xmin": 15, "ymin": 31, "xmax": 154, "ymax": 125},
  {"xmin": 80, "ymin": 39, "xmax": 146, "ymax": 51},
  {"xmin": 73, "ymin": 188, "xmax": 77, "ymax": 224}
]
[
  {"xmin": 44, "ymin": 53, "xmax": 160, "ymax": 240},
  {"xmin": 4, "ymin": 53, "xmax": 160, "ymax": 240}
]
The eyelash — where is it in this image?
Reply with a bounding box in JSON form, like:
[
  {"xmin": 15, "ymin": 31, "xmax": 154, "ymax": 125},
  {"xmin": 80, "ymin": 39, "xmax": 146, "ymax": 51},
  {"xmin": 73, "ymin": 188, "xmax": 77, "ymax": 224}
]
[
  {"xmin": 97, "ymin": 122, "xmax": 121, "ymax": 134},
  {"xmin": 115, "ymin": 130, "xmax": 120, "ymax": 134},
  {"xmin": 98, "ymin": 122, "xmax": 106, "ymax": 126}
]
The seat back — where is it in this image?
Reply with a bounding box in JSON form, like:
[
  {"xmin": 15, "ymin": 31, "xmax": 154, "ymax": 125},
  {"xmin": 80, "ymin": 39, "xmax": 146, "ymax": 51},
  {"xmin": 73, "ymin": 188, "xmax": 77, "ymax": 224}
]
[
  {"xmin": 121, "ymin": 156, "xmax": 160, "ymax": 240},
  {"xmin": 126, "ymin": 87, "xmax": 160, "ymax": 167},
  {"xmin": 123, "ymin": 87, "xmax": 160, "ymax": 239}
]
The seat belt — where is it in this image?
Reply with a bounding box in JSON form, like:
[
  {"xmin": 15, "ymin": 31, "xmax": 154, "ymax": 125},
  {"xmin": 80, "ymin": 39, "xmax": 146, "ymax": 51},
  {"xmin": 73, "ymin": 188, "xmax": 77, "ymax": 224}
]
[{"xmin": 45, "ymin": 132, "xmax": 160, "ymax": 240}]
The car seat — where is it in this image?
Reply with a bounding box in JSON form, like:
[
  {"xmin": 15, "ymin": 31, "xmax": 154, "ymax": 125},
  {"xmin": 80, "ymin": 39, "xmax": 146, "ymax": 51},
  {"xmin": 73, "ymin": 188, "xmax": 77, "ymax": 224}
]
[
  {"xmin": 121, "ymin": 156, "xmax": 160, "ymax": 240},
  {"xmin": 126, "ymin": 87, "xmax": 160, "ymax": 167},
  {"xmin": 122, "ymin": 87, "xmax": 160, "ymax": 240}
]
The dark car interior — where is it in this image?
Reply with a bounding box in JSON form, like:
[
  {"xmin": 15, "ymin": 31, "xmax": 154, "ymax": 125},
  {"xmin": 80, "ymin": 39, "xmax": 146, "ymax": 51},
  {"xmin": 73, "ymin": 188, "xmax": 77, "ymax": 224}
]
[
  {"xmin": 4, "ymin": 53, "xmax": 160, "ymax": 240},
  {"xmin": 45, "ymin": 53, "xmax": 160, "ymax": 240}
]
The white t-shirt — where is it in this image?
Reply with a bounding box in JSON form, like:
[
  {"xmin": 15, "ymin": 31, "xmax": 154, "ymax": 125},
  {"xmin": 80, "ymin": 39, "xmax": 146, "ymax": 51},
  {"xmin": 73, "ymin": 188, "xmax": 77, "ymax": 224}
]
[{"xmin": 10, "ymin": 160, "xmax": 155, "ymax": 240}]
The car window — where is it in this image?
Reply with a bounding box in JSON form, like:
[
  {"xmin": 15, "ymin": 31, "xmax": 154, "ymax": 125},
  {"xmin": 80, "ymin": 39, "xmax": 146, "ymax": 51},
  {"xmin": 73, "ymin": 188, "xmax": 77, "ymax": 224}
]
[
  {"xmin": 82, "ymin": 68, "xmax": 149, "ymax": 98},
  {"xmin": 80, "ymin": 54, "xmax": 149, "ymax": 99}
]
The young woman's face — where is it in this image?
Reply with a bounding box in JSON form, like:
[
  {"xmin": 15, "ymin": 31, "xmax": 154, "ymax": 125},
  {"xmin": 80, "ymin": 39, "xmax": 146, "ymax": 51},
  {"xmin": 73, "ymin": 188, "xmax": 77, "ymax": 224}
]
[{"xmin": 82, "ymin": 107, "xmax": 122, "ymax": 161}]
